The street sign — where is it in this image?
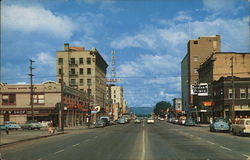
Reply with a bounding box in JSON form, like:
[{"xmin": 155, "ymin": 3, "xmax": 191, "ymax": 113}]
[{"xmin": 191, "ymin": 83, "xmax": 208, "ymax": 96}]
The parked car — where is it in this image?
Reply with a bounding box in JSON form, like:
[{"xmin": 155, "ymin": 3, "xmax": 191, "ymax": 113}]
[
  {"xmin": 147, "ymin": 118, "xmax": 155, "ymax": 124},
  {"xmin": 4, "ymin": 121, "xmax": 21, "ymax": 130},
  {"xmin": 232, "ymin": 118, "xmax": 250, "ymax": 136},
  {"xmin": 100, "ymin": 116, "xmax": 110, "ymax": 126},
  {"xmin": 21, "ymin": 121, "xmax": 43, "ymax": 130},
  {"xmin": 184, "ymin": 118, "xmax": 196, "ymax": 126},
  {"xmin": 95, "ymin": 120, "xmax": 105, "ymax": 128},
  {"xmin": 0, "ymin": 124, "xmax": 8, "ymax": 131},
  {"xmin": 117, "ymin": 118, "xmax": 126, "ymax": 124},
  {"xmin": 210, "ymin": 117, "xmax": 230, "ymax": 132},
  {"xmin": 134, "ymin": 118, "xmax": 141, "ymax": 124}
]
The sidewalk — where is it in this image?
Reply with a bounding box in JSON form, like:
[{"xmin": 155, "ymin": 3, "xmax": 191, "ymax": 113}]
[{"xmin": 0, "ymin": 125, "xmax": 88, "ymax": 147}]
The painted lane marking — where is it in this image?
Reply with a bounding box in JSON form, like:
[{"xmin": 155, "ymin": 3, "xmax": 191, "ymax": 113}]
[
  {"xmin": 197, "ymin": 137, "xmax": 201, "ymax": 140},
  {"xmin": 93, "ymin": 136, "xmax": 98, "ymax": 139},
  {"xmin": 37, "ymin": 158, "xmax": 43, "ymax": 160},
  {"xmin": 219, "ymin": 146, "xmax": 232, "ymax": 151},
  {"xmin": 72, "ymin": 143, "xmax": 80, "ymax": 147},
  {"xmin": 141, "ymin": 129, "xmax": 145, "ymax": 160},
  {"xmin": 242, "ymin": 154, "xmax": 250, "ymax": 158},
  {"xmin": 206, "ymin": 141, "xmax": 215, "ymax": 145},
  {"xmin": 54, "ymin": 149, "xmax": 64, "ymax": 154},
  {"xmin": 84, "ymin": 139, "xmax": 91, "ymax": 142}
]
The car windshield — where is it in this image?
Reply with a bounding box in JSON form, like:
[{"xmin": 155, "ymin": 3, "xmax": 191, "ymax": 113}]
[{"xmin": 214, "ymin": 118, "xmax": 227, "ymax": 123}]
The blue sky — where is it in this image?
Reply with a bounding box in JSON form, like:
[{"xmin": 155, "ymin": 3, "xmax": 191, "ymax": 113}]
[{"xmin": 1, "ymin": 0, "xmax": 249, "ymax": 108}]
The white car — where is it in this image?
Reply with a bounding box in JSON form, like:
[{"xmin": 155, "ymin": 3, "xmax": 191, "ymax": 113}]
[
  {"xmin": 147, "ymin": 118, "xmax": 155, "ymax": 124},
  {"xmin": 232, "ymin": 119, "xmax": 250, "ymax": 136}
]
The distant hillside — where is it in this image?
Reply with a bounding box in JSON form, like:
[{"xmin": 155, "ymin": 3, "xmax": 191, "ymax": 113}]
[{"xmin": 130, "ymin": 107, "xmax": 153, "ymax": 115}]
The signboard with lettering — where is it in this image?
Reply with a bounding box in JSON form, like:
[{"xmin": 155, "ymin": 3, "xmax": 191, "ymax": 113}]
[{"xmin": 191, "ymin": 83, "xmax": 208, "ymax": 96}]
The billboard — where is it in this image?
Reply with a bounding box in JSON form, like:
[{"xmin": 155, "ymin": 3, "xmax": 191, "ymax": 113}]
[{"xmin": 191, "ymin": 83, "xmax": 208, "ymax": 96}]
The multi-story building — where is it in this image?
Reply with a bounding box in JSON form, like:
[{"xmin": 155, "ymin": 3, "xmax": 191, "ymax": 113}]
[
  {"xmin": 181, "ymin": 35, "xmax": 221, "ymax": 112},
  {"xmin": 213, "ymin": 77, "xmax": 250, "ymax": 118},
  {"xmin": 0, "ymin": 81, "xmax": 90, "ymax": 125},
  {"xmin": 56, "ymin": 43, "xmax": 108, "ymax": 109},
  {"xmin": 172, "ymin": 98, "xmax": 182, "ymax": 114},
  {"xmin": 197, "ymin": 52, "xmax": 250, "ymax": 121}
]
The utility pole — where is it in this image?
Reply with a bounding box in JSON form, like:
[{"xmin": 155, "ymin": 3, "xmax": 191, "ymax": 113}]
[
  {"xmin": 230, "ymin": 57, "xmax": 235, "ymax": 122},
  {"xmin": 29, "ymin": 59, "xmax": 35, "ymax": 121},
  {"xmin": 59, "ymin": 65, "xmax": 64, "ymax": 131}
]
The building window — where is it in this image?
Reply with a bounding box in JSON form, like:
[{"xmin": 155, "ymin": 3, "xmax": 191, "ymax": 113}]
[
  {"xmin": 79, "ymin": 68, "xmax": 83, "ymax": 75},
  {"xmin": 87, "ymin": 68, "xmax": 91, "ymax": 75},
  {"xmin": 87, "ymin": 58, "xmax": 91, "ymax": 65},
  {"xmin": 70, "ymin": 68, "xmax": 75, "ymax": 75},
  {"xmin": 87, "ymin": 89, "xmax": 91, "ymax": 94},
  {"xmin": 248, "ymin": 89, "xmax": 250, "ymax": 99},
  {"xmin": 240, "ymin": 88, "xmax": 246, "ymax": 99},
  {"xmin": 79, "ymin": 58, "xmax": 83, "ymax": 64},
  {"xmin": 193, "ymin": 56, "xmax": 199, "ymax": 61},
  {"xmin": 228, "ymin": 88, "xmax": 233, "ymax": 99},
  {"xmin": 71, "ymin": 79, "xmax": 76, "ymax": 85},
  {"xmin": 2, "ymin": 94, "xmax": 16, "ymax": 105},
  {"xmin": 70, "ymin": 58, "xmax": 75, "ymax": 64},
  {"xmin": 114, "ymin": 100, "xmax": 116, "ymax": 103},
  {"xmin": 58, "ymin": 68, "xmax": 62, "ymax": 75},
  {"xmin": 58, "ymin": 58, "xmax": 63, "ymax": 65},
  {"xmin": 114, "ymin": 95, "xmax": 116, "ymax": 98},
  {"xmin": 194, "ymin": 41, "xmax": 198, "ymax": 44},
  {"xmin": 33, "ymin": 94, "xmax": 45, "ymax": 104},
  {"xmin": 87, "ymin": 79, "xmax": 91, "ymax": 85},
  {"xmin": 80, "ymin": 89, "xmax": 84, "ymax": 91},
  {"xmin": 79, "ymin": 79, "xmax": 84, "ymax": 86},
  {"xmin": 114, "ymin": 90, "xmax": 116, "ymax": 93}
]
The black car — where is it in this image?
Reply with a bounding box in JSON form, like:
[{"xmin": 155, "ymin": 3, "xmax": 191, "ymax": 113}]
[{"xmin": 95, "ymin": 120, "xmax": 105, "ymax": 128}]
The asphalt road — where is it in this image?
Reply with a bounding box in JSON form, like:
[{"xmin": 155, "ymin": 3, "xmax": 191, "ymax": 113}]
[{"xmin": 1, "ymin": 121, "xmax": 249, "ymax": 160}]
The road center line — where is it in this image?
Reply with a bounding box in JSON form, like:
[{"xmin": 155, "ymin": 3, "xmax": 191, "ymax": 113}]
[
  {"xmin": 84, "ymin": 139, "xmax": 91, "ymax": 142},
  {"xmin": 206, "ymin": 141, "xmax": 215, "ymax": 145},
  {"xmin": 219, "ymin": 146, "xmax": 232, "ymax": 151},
  {"xmin": 141, "ymin": 129, "xmax": 145, "ymax": 160},
  {"xmin": 54, "ymin": 149, "xmax": 64, "ymax": 154},
  {"xmin": 72, "ymin": 143, "xmax": 80, "ymax": 147}
]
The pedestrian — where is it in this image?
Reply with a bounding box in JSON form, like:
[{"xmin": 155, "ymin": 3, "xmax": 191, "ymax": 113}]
[{"xmin": 48, "ymin": 120, "xmax": 54, "ymax": 134}]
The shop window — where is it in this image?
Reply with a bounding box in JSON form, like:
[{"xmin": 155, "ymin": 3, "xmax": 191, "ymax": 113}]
[
  {"xmin": 2, "ymin": 94, "xmax": 16, "ymax": 105},
  {"xmin": 33, "ymin": 94, "xmax": 45, "ymax": 104}
]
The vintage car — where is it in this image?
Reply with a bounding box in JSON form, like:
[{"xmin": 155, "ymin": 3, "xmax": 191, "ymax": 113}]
[
  {"xmin": 4, "ymin": 121, "xmax": 21, "ymax": 130},
  {"xmin": 134, "ymin": 118, "xmax": 141, "ymax": 124},
  {"xmin": 232, "ymin": 119, "xmax": 250, "ymax": 136},
  {"xmin": 95, "ymin": 120, "xmax": 105, "ymax": 128},
  {"xmin": 184, "ymin": 117, "xmax": 196, "ymax": 126},
  {"xmin": 147, "ymin": 118, "xmax": 155, "ymax": 124},
  {"xmin": 210, "ymin": 117, "xmax": 230, "ymax": 132},
  {"xmin": 21, "ymin": 121, "xmax": 43, "ymax": 130}
]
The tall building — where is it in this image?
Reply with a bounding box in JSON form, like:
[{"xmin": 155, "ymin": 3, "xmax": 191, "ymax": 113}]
[
  {"xmin": 56, "ymin": 43, "xmax": 108, "ymax": 109},
  {"xmin": 181, "ymin": 35, "xmax": 221, "ymax": 112}
]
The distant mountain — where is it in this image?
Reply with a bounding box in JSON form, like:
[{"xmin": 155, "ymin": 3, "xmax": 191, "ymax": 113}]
[{"xmin": 130, "ymin": 107, "xmax": 153, "ymax": 115}]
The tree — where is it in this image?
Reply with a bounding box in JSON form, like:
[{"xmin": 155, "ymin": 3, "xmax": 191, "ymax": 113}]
[{"xmin": 153, "ymin": 101, "xmax": 171, "ymax": 117}]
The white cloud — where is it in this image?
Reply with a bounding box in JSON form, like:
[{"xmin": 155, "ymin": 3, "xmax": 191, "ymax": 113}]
[
  {"xmin": 34, "ymin": 52, "xmax": 55, "ymax": 67},
  {"xmin": 174, "ymin": 11, "xmax": 192, "ymax": 22},
  {"xmin": 2, "ymin": 5, "xmax": 75, "ymax": 39},
  {"xmin": 111, "ymin": 16, "xmax": 249, "ymax": 52}
]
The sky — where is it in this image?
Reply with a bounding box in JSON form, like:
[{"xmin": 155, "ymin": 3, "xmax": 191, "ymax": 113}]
[{"xmin": 1, "ymin": 0, "xmax": 249, "ymax": 108}]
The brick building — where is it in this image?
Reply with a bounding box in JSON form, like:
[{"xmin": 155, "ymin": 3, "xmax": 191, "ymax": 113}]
[{"xmin": 0, "ymin": 81, "xmax": 91, "ymax": 125}]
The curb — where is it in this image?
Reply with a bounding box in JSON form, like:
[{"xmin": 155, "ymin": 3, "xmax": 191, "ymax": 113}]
[{"xmin": 0, "ymin": 132, "xmax": 66, "ymax": 148}]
